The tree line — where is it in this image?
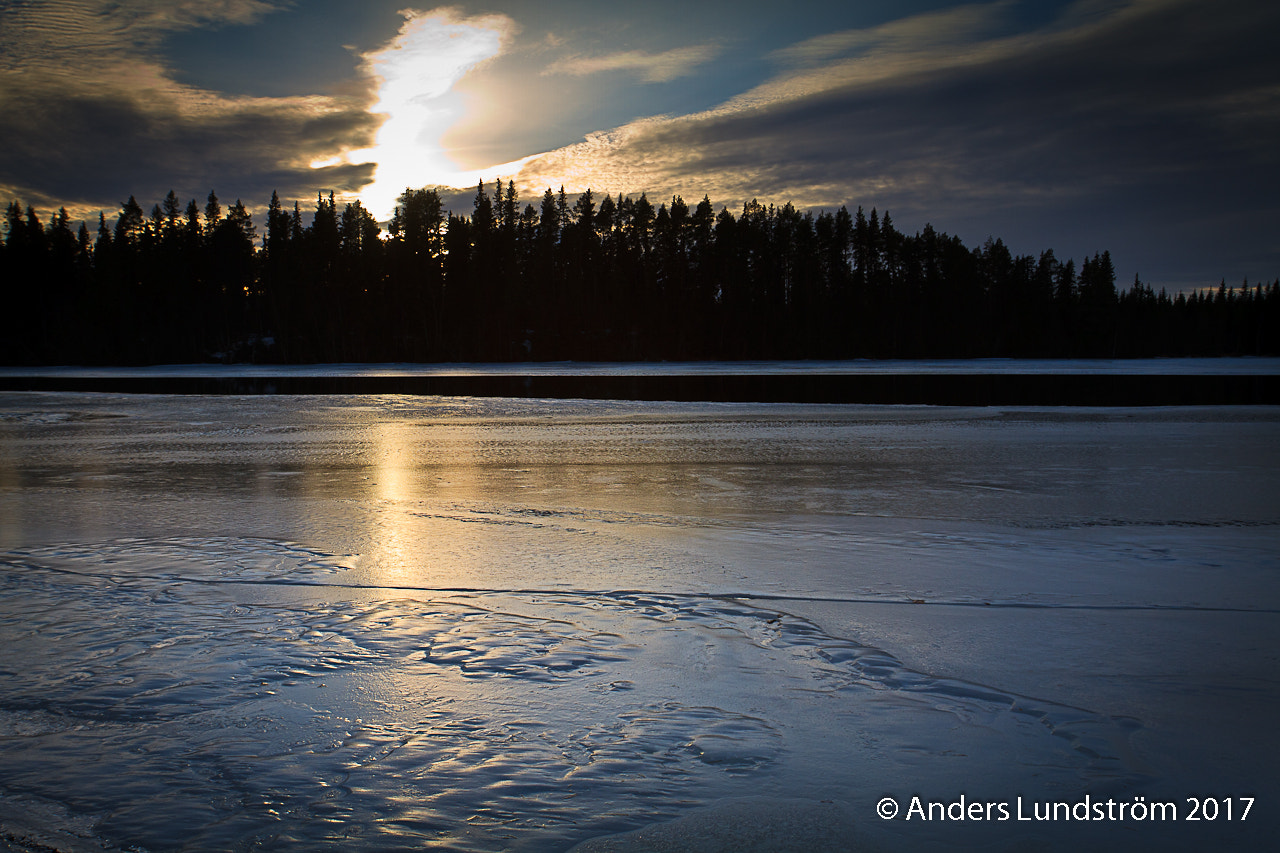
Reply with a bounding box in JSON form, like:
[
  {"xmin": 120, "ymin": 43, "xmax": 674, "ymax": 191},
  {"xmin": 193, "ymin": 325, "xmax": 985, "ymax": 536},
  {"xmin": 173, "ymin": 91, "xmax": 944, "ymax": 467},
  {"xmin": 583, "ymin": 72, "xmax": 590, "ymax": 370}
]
[{"xmin": 3, "ymin": 184, "xmax": 1277, "ymax": 364}]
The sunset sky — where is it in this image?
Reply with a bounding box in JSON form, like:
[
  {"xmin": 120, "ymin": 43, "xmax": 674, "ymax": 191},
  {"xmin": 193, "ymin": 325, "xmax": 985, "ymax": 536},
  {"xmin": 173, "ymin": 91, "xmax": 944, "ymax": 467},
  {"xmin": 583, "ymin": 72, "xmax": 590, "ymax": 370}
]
[{"xmin": 2, "ymin": 0, "xmax": 1277, "ymax": 290}]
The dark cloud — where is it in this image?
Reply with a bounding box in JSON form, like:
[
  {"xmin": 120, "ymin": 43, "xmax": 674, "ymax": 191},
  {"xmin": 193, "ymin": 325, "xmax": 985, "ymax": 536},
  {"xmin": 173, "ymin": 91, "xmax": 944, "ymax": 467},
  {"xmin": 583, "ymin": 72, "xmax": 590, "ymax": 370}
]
[
  {"xmin": 0, "ymin": 0, "xmax": 380, "ymax": 218},
  {"xmin": 1, "ymin": 88, "xmax": 380, "ymax": 217}
]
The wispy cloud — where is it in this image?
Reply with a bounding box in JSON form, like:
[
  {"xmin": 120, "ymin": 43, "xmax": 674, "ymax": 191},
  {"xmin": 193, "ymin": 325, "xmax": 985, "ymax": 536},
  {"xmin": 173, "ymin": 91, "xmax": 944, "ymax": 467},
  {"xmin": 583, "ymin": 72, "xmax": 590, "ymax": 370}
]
[
  {"xmin": 546, "ymin": 43, "xmax": 722, "ymax": 83},
  {"xmin": 723, "ymin": 0, "xmax": 1041, "ymax": 115},
  {"xmin": 770, "ymin": 0, "xmax": 1016, "ymax": 68}
]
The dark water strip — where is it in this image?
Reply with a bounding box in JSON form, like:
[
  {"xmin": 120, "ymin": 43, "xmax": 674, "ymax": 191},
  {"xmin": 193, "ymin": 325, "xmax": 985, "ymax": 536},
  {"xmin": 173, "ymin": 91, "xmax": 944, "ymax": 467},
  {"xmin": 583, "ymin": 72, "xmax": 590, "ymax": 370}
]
[{"xmin": 2, "ymin": 372, "xmax": 1279, "ymax": 404}]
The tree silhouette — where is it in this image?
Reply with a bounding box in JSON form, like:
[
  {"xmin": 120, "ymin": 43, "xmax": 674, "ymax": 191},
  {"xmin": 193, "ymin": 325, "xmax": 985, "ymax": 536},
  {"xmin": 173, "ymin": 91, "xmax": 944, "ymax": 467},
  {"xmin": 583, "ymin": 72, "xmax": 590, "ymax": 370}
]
[{"xmin": 1, "ymin": 186, "xmax": 1276, "ymax": 365}]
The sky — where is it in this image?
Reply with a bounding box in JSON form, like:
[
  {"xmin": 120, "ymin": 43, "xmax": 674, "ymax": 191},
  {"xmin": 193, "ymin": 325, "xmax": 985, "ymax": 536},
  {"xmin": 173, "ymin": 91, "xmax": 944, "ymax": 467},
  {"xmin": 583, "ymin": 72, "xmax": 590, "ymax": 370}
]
[{"xmin": 1, "ymin": 0, "xmax": 1277, "ymax": 291}]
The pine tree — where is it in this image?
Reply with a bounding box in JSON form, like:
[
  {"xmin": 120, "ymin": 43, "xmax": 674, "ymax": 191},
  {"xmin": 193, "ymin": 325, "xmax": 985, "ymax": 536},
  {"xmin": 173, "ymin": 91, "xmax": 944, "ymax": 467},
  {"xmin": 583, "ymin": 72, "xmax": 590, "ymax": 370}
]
[{"xmin": 204, "ymin": 191, "xmax": 222, "ymax": 235}]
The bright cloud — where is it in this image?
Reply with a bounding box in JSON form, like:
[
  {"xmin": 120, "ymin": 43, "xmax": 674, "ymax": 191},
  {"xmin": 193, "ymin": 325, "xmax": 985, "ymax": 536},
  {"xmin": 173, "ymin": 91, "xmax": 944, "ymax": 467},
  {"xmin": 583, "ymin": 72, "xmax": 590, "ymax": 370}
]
[{"xmin": 349, "ymin": 7, "xmax": 519, "ymax": 218}]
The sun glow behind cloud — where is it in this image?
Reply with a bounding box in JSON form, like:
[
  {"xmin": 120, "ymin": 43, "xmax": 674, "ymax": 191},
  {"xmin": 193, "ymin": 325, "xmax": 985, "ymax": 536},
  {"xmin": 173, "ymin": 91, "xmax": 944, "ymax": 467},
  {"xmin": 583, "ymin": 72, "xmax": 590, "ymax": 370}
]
[{"xmin": 341, "ymin": 8, "xmax": 518, "ymax": 219}]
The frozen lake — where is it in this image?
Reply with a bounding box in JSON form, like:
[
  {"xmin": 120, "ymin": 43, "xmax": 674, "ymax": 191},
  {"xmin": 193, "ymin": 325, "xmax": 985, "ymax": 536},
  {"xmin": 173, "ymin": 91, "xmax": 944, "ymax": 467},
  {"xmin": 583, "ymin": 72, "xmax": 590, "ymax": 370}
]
[{"xmin": 1, "ymin": 391, "xmax": 1277, "ymax": 851}]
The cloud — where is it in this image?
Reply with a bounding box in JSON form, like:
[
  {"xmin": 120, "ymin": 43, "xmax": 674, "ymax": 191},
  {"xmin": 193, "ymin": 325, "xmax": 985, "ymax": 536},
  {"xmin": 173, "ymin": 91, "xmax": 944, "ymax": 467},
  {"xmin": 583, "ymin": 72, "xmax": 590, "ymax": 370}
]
[
  {"xmin": 0, "ymin": 0, "xmax": 377, "ymax": 218},
  {"xmin": 509, "ymin": 0, "xmax": 1280, "ymax": 285},
  {"xmin": 513, "ymin": 1, "xmax": 1046, "ymax": 201},
  {"xmin": 348, "ymin": 7, "xmax": 519, "ymax": 217},
  {"xmin": 0, "ymin": 0, "xmax": 286, "ymax": 83},
  {"xmin": 546, "ymin": 43, "xmax": 722, "ymax": 84},
  {"xmin": 769, "ymin": 0, "xmax": 1017, "ymax": 68}
]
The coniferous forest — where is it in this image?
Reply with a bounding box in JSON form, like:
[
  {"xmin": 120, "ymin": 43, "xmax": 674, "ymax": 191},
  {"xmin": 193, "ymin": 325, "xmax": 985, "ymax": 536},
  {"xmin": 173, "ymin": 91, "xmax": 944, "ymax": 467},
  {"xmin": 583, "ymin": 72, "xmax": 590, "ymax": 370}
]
[{"xmin": 3, "ymin": 183, "xmax": 1278, "ymax": 365}]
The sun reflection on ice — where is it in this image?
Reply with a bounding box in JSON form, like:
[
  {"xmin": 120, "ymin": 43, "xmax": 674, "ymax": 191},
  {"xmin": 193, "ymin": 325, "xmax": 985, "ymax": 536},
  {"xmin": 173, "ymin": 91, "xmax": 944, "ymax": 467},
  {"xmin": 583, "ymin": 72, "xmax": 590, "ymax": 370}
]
[
  {"xmin": 366, "ymin": 419, "xmax": 424, "ymax": 587},
  {"xmin": 363, "ymin": 416, "xmax": 502, "ymax": 591}
]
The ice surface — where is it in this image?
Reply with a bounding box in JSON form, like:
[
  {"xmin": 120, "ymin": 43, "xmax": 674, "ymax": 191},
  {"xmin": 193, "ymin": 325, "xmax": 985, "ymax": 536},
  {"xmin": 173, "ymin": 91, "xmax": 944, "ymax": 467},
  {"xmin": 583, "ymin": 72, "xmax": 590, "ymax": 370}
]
[{"xmin": 0, "ymin": 392, "xmax": 1277, "ymax": 851}]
